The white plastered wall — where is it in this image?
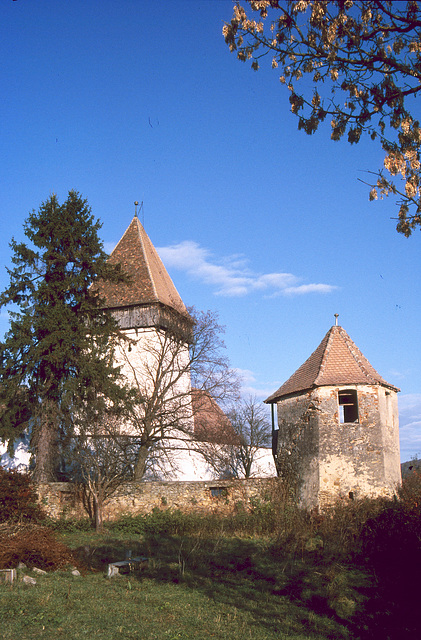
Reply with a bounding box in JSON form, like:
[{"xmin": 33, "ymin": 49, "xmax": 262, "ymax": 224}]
[
  {"xmin": 115, "ymin": 326, "xmax": 195, "ymax": 438},
  {"xmin": 113, "ymin": 327, "xmax": 276, "ymax": 481}
]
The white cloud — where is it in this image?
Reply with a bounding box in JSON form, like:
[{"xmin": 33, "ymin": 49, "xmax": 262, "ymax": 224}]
[
  {"xmin": 233, "ymin": 368, "xmax": 281, "ymax": 401},
  {"xmin": 234, "ymin": 368, "xmax": 256, "ymax": 385},
  {"xmin": 157, "ymin": 241, "xmax": 337, "ymax": 298},
  {"xmin": 283, "ymin": 283, "xmax": 338, "ymax": 295},
  {"xmin": 240, "ymin": 385, "xmax": 277, "ymax": 400}
]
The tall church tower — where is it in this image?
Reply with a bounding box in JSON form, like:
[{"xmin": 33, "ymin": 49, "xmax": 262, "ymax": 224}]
[
  {"xmin": 96, "ymin": 215, "xmax": 193, "ymax": 385},
  {"xmin": 94, "ymin": 214, "xmax": 276, "ymax": 481},
  {"xmin": 265, "ymin": 324, "xmax": 401, "ymax": 509},
  {"xmin": 97, "ymin": 215, "xmax": 192, "ymax": 350},
  {"xmin": 95, "ymin": 216, "xmax": 195, "ymax": 477}
]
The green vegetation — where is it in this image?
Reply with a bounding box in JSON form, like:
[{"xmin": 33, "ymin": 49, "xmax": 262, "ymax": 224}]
[
  {"xmin": 1, "ymin": 472, "xmax": 421, "ymax": 638},
  {"xmin": 0, "ymin": 531, "xmax": 361, "ymax": 640},
  {"xmin": 0, "ymin": 191, "xmax": 132, "ymax": 483},
  {"xmin": 0, "ymin": 567, "xmax": 344, "ymax": 640}
]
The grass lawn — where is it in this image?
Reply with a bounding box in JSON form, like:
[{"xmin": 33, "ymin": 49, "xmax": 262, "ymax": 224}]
[{"xmin": 0, "ymin": 531, "xmax": 363, "ymax": 640}]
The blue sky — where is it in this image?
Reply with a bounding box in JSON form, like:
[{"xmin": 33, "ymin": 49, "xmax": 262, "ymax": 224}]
[{"xmin": 1, "ymin": 0, "xmax": 420, "ymax": 461}]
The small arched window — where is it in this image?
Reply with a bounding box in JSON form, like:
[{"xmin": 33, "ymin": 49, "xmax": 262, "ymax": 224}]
[{"xmin": 338, "ymin": 389, "xmax": 359, "ymax": 423}]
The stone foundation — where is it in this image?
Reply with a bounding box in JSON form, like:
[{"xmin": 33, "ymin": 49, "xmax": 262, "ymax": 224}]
[{"xmin": 37, "ymin": 478, "xmax": 278, "ymax": 521}]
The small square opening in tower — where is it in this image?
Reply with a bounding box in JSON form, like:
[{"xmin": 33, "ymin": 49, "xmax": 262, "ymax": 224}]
[{"xmin": 338, "ymin": 389, "xmax": 359, "ymax": 423}]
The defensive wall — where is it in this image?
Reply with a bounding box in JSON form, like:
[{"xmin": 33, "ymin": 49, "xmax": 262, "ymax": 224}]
[{"xmin": 37, "ymin": 478, "xmax": 279, "ymax": 521}]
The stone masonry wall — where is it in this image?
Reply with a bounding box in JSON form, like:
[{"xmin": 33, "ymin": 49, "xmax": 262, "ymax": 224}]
[
  {"xmin": 274, "ymin": 392, "xmax": 319, "ymax": 509},
  {"xmin": 316, "ymin": 385, "xmax": 401, "ymax": 508},
  {"xmin": 37, "ymin": 478, "xmax": 279, "ymax": 522},
  {"xmin": 274, "ymin": 385, "xmax": 401, "ymax": 510}
]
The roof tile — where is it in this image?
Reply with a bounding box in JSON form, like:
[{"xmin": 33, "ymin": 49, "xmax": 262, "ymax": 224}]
[
  {"xmin": 265, "ymin": 325, "xmax": 399, "ymax": 402},
  {"xmin": 96, "ymin": 217, "xmax": 189, "ymax": 318}
]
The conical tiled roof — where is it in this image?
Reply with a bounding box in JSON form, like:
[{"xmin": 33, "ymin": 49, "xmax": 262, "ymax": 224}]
[
  {"xmin": 97, "ymin": 217, "xmax": 189, "ymax": 318},
  {"xmin": 265, "ymin": 325, "xmax": 399, "ymax": 403}
]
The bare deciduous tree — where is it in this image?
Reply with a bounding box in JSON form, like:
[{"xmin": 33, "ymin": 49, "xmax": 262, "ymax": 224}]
[
  {"xmin": 224, "ymin": 1, "xmax": 421, "ymax": 235},
  {"xmin": 68, "ymin": 413, "xmax": 136, "ymax": 531},
  {"xmin": 195, "ymin": 396, "xmax": 272, "ymax": 479},
  {"xmin": 118, "ymin": 308, "xmax": 240, "ymax": 480}
]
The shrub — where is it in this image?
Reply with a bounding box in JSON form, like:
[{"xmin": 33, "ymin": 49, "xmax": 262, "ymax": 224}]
[
  {"xmin": 0, "ymin": 467, "xmax": 45, "ymax": 523},
  {"xmin": 397, "ymin": 468, "xmax": 421, "ymax": 512},
  {"xmin": 316, "ymin": 497, "xmax": 387, "ymax": 559},
  {"xmin": 107, "ymin": 513, "xmax": 147, "ymax": 535},
  {"xmin": 47, "ymin": 517, "xmax": 93, "ymax": 533},
  {"xmin": 0, "ymin": 524, "xmax": 76, "ymax": 571},
  {"xmin": 357, "ymin": 474, "xmax": 421, "ymax": 570},
  {"xmin": 360, "ymin": 501, "xmax": 421, "ymax": 567},
  {"xmin": 108, "ymin": 509, "xmax": 210, "ymax": 537},
  {"xmin": 356, "ymin": 494, "xmax": 421, "ymax": 638}
]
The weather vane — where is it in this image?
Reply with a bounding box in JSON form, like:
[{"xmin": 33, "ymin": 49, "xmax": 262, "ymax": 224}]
[{"xmin": 134, "ymin": 201, "xmax": 144, "ymax": 218}]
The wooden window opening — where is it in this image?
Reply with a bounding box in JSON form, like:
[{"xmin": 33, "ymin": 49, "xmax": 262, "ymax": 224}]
[{"xmin": 338, "ymin": 389, "xmax": 359, "ymax": 424}]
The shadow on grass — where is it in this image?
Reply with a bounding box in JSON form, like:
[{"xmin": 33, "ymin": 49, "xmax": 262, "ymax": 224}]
[
  {"xmin": 74, "ymin": 534, "xmax": 358, "ymax": 639},
  {"xmin": 72, "ymin": 528, "xmax": 421, "ymax": 640},
  {"xmin": 73, "ymin": 537, "xmax": 145, "ymax": 572}
]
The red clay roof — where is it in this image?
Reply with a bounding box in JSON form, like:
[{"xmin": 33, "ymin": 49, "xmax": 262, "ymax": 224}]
[
  {"xmin": 265, "ymin": 325, "xmax": 399, "ymax": 403},
  {"xmin": 192, "ymin": 389, "xmax": 239, "ymax": 445},
  {"xmin": 96, "ymin": 217, "xmax": 189, "ymax": 317}
]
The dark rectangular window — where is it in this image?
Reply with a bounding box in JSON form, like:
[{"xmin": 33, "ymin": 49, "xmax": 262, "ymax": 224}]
[
  {"xmin": 210, "ymin": 487, "xmax": 228, "ymax": 498},
  {"xmin": 338, "ymin": 389, "xmax": 359, "ymax": 423}
]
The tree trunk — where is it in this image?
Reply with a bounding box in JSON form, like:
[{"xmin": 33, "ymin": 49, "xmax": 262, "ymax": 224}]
[
  {"xmin": 31, "ymin": 416, "xmax": 58, "ymax": 483},
  {"xmin": 134, "ymin": 444, "xmax": 149, "ymax": 481},
  {"xmin": 94, "ymin": 494, "xmax": 103, "ymax": 532}
]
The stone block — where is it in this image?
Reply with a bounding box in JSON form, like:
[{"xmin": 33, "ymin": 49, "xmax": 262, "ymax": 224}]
[
  {"xmin": 0, "ymin": 569, "xmax": 16, "ymax": 584},
  {"xmin": 107, "ymin": 557, "xmax": 149, "ymax": 577},
  {"xmin": 33, "ymin": 567, "xmax": 47, "ymax": 575}
]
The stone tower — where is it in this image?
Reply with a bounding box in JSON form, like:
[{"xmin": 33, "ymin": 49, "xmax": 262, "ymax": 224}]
[{"xmin": 265, "ymin": 324, "xmax": 401, "ymax": 509}]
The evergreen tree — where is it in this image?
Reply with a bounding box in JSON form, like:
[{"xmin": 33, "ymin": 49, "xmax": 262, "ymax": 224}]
[{"xmin": 0, "ymin": 191, "xmax": 131, "ymax": 482}]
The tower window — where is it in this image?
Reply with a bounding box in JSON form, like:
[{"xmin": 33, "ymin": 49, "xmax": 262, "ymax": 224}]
[{"xmin": 338, "ymin": 390, "xmax": 359, "ymax": 423}]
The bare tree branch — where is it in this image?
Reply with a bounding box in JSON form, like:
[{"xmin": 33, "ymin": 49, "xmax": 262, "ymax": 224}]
[
  {"xmin": 115, "ymin": 308, "xmax": 240, "ymax": 480},
  {"xmin": 193, "ymin": 396, "xmax": 272, "ymax": 479},
  {"xmin": 223, "ymin": 1, "xmax": 421, "ymax": 235}
]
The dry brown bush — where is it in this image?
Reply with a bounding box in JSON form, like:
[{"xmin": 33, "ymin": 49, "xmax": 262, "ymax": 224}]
[
  {"xmin": 0, "ymin": 467, "xmax": 45, "ymax": 523},
  {"xmin": 0, "ymin": 523, "xmax": 77, "ymax": 571}
]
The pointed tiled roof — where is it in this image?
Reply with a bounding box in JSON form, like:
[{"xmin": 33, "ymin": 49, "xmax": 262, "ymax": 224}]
[
  {"xmin": 97, "ymin": 217, "xmax": 189, "ymax": 317},
  {"xmin": 265, "ymin": 325, "xmax": 399, "ymax": 403},
  {"xmin": 191, "ymin": 389, "xmax": 239, "ymax": 445}
]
